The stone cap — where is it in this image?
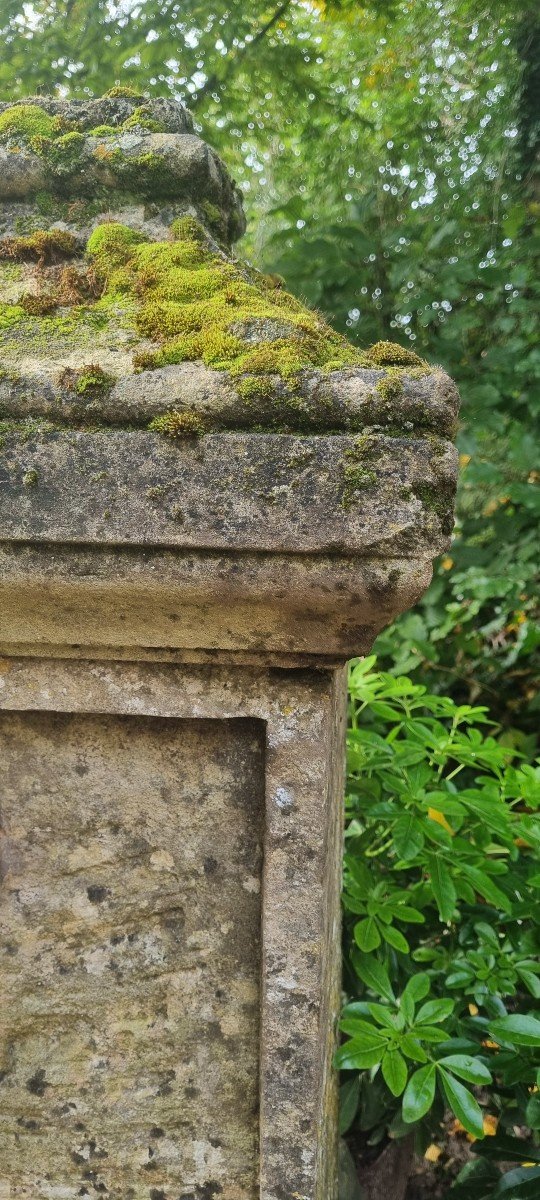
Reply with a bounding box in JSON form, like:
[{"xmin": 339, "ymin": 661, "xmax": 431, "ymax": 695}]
[
  {"xmin": 0, "ymin": 92, "xmax": 245, "ymax": 244},
  {"xmin": 0, "ymin": 93, "xmax": 459, "ymax": 660}
]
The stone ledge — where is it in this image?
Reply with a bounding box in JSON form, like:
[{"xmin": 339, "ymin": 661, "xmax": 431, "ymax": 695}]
[
  {"xmin": 0, "ymin": 429, "xmax": 457, "ymax": 554},
  {"xmin": 0, "ymin": 359, "xmax": 459, "ymax": 435},
  {"xmin": 0, "ymin": 544, "xmax": 433, "ymax": 658}
]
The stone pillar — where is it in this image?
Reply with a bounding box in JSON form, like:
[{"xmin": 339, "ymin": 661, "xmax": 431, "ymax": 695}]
[{"xmin": 0, "ymin": 93, "xmax": 459, "ymax": 1200}]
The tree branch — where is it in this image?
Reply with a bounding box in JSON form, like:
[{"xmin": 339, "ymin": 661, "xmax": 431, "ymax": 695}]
[{"xmin": 191, "ymin": 0, "xmax": 293, "ymax": 107}]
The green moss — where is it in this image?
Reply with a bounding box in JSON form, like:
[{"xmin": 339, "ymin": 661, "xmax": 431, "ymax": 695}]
[
  {"xmin": 86, "ymin": 222, "xmax": 148, "ymax": 271},
  {"xmin": 95, "ymin": 147, "xmax": 178, "ymax": 197},
  {"xmin": 30, "ymin": 130, "xmax": 87, "ymax": 176},
  {"xmin": 88, "ymin": 125, "xmax": 118, "ymax": 137},
  {"xmin": 103, "ymin": 86, "xmax": 144, "ymax": 100},
  {"xmin": 412, "ymin": 481, "xmax": 456, "ymax": 535},
  {"xmin": 376, "ymin": 369, "xmax": 404, "ymax": 403},
  {"xmin": 148, "ymin": 410, "xmax": 205, "ymax": 438},
  {"xmin": 171, "ymin": 216, "xmax": 209, "ymax": 244},
  {"xmin": 200, "ymin": 200, "xmax": 227, "ymax": 240},
  {"xmin": 22, "ymin": 468, "xmax": 39, "ymax": 486},
  {"xmin": 0, "ymin": 229, "xmax": 79, "ymax": 263},
  {"xmin": 364, "ymin": 340, "xmax": 427, "ymax": 368},
  {"xmin": 73, "ymin": 364, "xmax": 114, "ymax": 398},
  {"xmin": 0, "ymin": 104, "xmax": 57, "ymax": 143},
  {"xmin": 83, "ymin": 217, "xmax": 375, "ymax": 417},
  {"xmin": 121, "ymin": 106, "xmax": 166, "ymax": 133},
  {"xmin": 0, "ymin": 303, "xmax": 25, "ymax": 329},
  {"xmin": 340, "ymin": 434, "xmax": 379, "ymax": 507},
  {"xmin": 0, "ymin": 417, "xmax": 56, "ymax": 446}
]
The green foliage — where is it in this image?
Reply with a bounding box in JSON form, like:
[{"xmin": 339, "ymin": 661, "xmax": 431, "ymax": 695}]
[{"xmin": 340, "ymin": 657, "xmax": 540, "ymax": 1188}]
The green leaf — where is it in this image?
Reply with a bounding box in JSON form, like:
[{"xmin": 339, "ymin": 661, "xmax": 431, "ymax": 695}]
[
  {"xmin": 517, "ymin": 968, "xmax": 540, "ymax": 999},
  {"xmin": 439, "ymin": 1070, "xmax": 485, "ymax": 1139},
  {"xmin": 354, "ymin": 918, "xmax": 381, "ymax": 952},
  {"xmin": 382, "ymin": 1048, "xmax": 408, "ymax": 1097},
  {"xmin": 338, "ymin": 1018, "xmax": 389, "ymax": 1044},
  {"xmin": 459, "ymin": 866, "xmax": 512, "ymax": 913},
  {"xmin": 393, "ymin": 905, "xmax": 426, "ymax": 924},
  {"xmin": 339, "ymin": 1076, "xmax": 360, "ymax": 1134},
  {"xmin": 525, "ymin": 1093, "xmax": 540, "ymax": 1130},
  {"xmin": 367, "ymin": 1003, "xmax": 397, "ymax": 1029},
  {"xmin": 449, "ymin": 1159, "xmax": 501, "ymax": 1198},
  {"xmin": 381, "ymin": 924, "xmax": 410, "ymax": 954},
  {"xmin": 353, "ymin": 953, "xmax": 395, "ymax": 1002},
  {"xmin": 335, "ymin": 1037, "xmax": 387, "ymax": 1070},
  {"xmin": 414, "ymin": 1025, "xmax": 450, "ymax": 1043},
  {"xmin": 402, "ymin": 1064, "xmax": 436, "ymax": 1124},
  {"xmin": 437, "ymin": 1055, "xmax": 492, "ymax": 1085},
  {"xmin": 402, "ymin": 973, "xmax": 431, "ymax": 1005},
  {"xmin": 400, "ymin": 1034, "xmax": 429, "ymax": 1063},
  {"xmin": 474, "ymin": 1134, "xmax": 540, "ymax": 1164},
  {"xmin": 427, "ymin": 854, "xmax": 456, "ymax": 922},
  {"xmin": 416, "ymin": 998, "xmax": 454, "ymax": 1025},
  {"xmin": 494, "ymin": 1166, "xmax": 540, "ymax": 1198},
  {"xmin": 489, "ymin": 1014, "xmax": 540, "ymax": 1047},
  {"xmin": 393, "ymin": 813, "xmax": 425, "ymax": 860}
]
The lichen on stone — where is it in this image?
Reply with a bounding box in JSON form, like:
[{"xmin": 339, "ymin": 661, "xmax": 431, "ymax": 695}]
[{"xmin": 340, "ymin": 434, "xmax": 379, "ymax": 508}]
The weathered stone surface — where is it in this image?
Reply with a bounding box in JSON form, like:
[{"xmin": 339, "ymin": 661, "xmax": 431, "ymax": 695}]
[
  {"xmin": 0, "ymin": 90, "xmax": 460, "ymax": 1200},
  {"xmin": 0, "ymin": 430, "xmax": 456, "ymax": 553},
  {"xmin": 0, "ymin": 544, "xmax": 432, "ymax": 660},
  {"xmin": 0, "ymin": 658, "xmax": 346, "ymax": 1200},
  {"xmin": 0, "ymin": 359, "xmax": 459, "ymax": 434},
  {"xmin": 1, "ymin": 709, "xmax": 263, "ymax": 1198}
]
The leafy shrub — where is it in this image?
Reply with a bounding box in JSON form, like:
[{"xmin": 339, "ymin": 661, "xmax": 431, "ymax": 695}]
[{"xmin": 339, "ymin": 658, "xmax": 540, "ymax": 1197}]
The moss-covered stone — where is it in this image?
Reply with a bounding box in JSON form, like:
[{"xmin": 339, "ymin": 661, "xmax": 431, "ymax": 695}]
[
  {"xmin": 86, "ymin": 218, "xmax": 368, "ymax": 395},
  {"xmin": 148, "ymin": 409, "xmax": 205, "ymax": 438},
  {"xmin": 30, "ymin": 130, "xmax": 87, "ymax": 177},
  {"xmin": 364, "ymin": 340, "xmax": 427, "ymax": 368},
  {"xmin": 340, "ymin": 435, "xmax": 379, "ymax": 508},
  {"xmin": 103, "ymin": 86, "xmax": 145, "ymax": 100},
  {"xmin": 0, "ymin": 104, "xmax": 58, "ymax": 143},
  {"xmin": 376, "ymin": 369, "xmax": 404, "ymax": 402}
]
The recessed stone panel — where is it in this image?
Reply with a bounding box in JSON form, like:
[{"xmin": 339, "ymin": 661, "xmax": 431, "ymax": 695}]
[{"xmin": 0, "ymin": 710, "xmax": 264, "ymax": 1199}]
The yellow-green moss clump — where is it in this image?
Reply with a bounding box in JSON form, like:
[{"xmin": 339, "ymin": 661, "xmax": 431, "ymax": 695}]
[
  {"xmin": 103, "ymin": 86, "xmax": 144, "ymax": 100},
  {"xmin": 86, "ymin": 219, "xmax": 367, "ymax": 386},
  {"xmin": 0, "ymin": 104, "xmax": 58, "ymax": 142},
  {"xmin": 148, "ymin": 410, "xmax": 205, "ymax": 438},
  {"xmin": 364, "ymin": 340, "xmax": 427, "ymax": 368}
]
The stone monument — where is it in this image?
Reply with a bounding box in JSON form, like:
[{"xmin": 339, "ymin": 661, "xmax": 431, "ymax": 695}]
[{"xmin": 0, "ymin": 90, "xmax": 459, "ymax": 1200}]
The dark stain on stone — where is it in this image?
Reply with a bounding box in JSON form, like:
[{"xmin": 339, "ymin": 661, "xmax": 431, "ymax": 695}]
[
  {"xmin": 26, "ymin": 1068, "xmax": 49, "ymax": 1095},
  {"xmin": 16, "ymin": 1116, "xmax": 39, "ymax": 1130},
  {"xmin": 150, "ymin": 1126, "xmax": 165, "ymax": 1138},
  {"xmin": 196, "ymin": 1184, "xmax": 223, "ymax": 1199},
  {"xmin": 203, "ymin": 856, "xmax": 218, "ymax": 874},
  {"xmin": 150, "ymin": 1191, "xmax": 167, "ymax": 1200},
  {"xmin": 87, "ymin": 885, "xmax": 110, "ymax": 903}
]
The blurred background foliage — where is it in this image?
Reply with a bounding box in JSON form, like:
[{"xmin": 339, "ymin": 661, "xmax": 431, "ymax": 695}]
[{"xmin": 1, "ymin": 0, "xmax": 539, "ymax": 745}]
